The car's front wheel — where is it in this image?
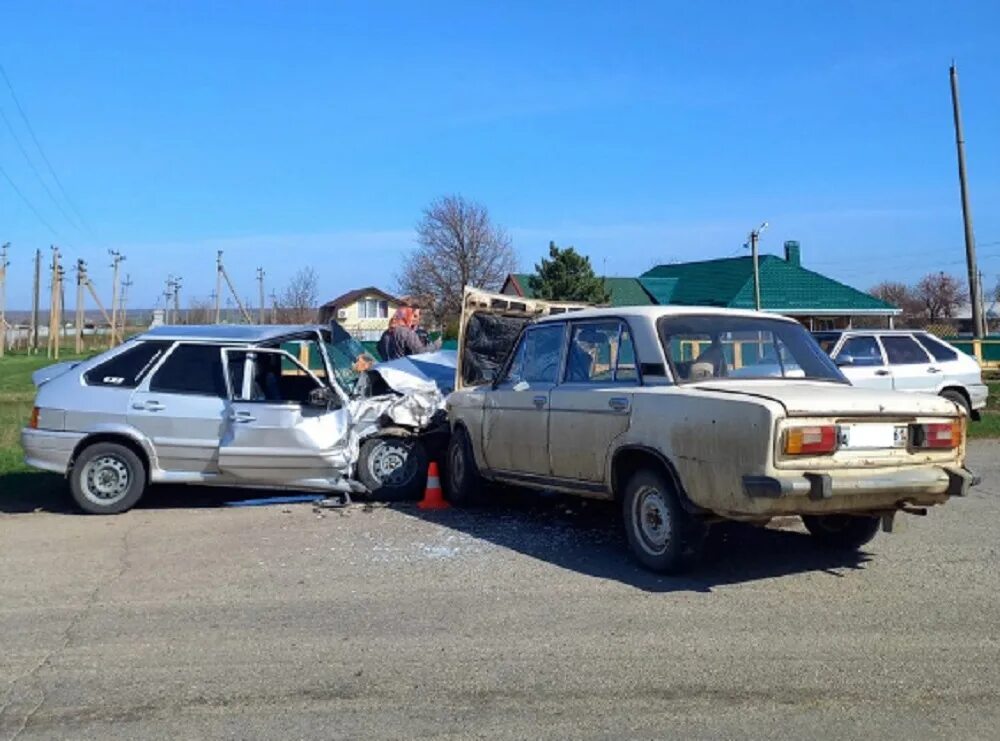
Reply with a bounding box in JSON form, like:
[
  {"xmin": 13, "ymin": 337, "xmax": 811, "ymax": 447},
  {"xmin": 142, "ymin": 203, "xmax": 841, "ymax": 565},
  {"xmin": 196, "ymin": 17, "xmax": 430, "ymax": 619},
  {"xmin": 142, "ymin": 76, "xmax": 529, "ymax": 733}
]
[
  {"xmin": 69, "ymin": 442, "xmax": 147, "ymax": 514},
  {"xmin": 444, "ymin": 426, "xmax": 485, "ymax": 506},
  {"xmin": 801, "ymin": 514, "xmax": 881, "ymax": 550},
  {"xmin": 357, "ymin": 437, "xmax": 428, "ymax": 501},
  {"xmin": 622, "ymin": 467, "xmax": 705, "ymax": 574}
]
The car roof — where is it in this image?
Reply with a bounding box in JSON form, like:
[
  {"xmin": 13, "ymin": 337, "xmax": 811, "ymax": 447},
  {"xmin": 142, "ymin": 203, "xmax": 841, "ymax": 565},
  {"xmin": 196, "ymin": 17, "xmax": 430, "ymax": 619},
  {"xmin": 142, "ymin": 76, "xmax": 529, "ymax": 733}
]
[
  {"xmin": 136, "ymin": 324, "xmax": 322, "ymax": 343},
  {"xmin": 533, "ymin": 305, "xmax": 801, "ymax": 325},
  {"xmin": 836, "ymin": 329, "xmax": 930, "ymax": 335}
]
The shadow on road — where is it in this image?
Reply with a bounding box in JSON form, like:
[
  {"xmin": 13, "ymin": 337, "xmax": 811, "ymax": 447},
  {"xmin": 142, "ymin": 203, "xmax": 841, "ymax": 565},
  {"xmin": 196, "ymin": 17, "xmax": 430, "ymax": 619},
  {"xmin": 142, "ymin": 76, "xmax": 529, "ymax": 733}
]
[{"xmin": 392, "ymin": 489, "xmax": 872, "ymax": 593}]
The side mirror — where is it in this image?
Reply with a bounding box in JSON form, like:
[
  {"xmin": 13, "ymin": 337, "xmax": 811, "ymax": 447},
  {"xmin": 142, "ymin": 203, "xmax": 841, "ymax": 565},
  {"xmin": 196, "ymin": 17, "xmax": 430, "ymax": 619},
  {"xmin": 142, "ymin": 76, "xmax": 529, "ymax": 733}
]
[
  {"xmin": 835, "ymin": 354, "xmax": 855, "ymax": 368},
  {"xmin": 308, "ymin": 387, "xmax": 334, "ymax": 408}
]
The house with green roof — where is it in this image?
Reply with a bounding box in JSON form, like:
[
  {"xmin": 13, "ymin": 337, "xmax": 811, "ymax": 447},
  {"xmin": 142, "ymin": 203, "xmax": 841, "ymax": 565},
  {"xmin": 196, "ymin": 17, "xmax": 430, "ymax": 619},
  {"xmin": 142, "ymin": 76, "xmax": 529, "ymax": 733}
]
[{"xmin": 502, "ymin": 241, "xmax": 899, "ymax": 330}]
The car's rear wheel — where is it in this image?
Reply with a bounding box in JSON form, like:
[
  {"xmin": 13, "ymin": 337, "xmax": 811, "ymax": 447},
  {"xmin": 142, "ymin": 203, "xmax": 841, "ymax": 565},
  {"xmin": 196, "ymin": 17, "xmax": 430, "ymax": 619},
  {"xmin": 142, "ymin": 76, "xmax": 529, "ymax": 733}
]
[
  {"xmin": 70, "ymin": 442, "xmax": 147, "ymax": 514},
  {"xmin": 357, "ymin": 436, "xmax": 428, "ymax": 501},
  {"xmin": 444, "ymin": 426, "xmax": 484, "ymax": 505},
  {"xmin": 622, "ymin": 467, "xmax": 704, "ymax": 574},
  {"xmin": 940, "ymin": 389, "xmax": 971, "ymax": 417},
  {"xmin": 801, "ymin": 514, "xmax": 880, "ymax": 550}
]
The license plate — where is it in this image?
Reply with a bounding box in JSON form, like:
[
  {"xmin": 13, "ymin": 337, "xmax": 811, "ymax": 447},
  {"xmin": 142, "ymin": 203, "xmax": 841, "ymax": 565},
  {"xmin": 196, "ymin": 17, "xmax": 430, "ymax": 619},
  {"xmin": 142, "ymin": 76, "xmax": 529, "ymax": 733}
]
[{"xmin": 838, "ymin": 424, "xmax": 907, "ymax": 450}]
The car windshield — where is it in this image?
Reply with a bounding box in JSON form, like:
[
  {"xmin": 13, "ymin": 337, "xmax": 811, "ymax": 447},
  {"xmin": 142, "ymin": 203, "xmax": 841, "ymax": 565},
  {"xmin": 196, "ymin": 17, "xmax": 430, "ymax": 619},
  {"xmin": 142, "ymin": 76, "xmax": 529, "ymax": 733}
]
[
  {"xmin": 659, "ymin": 315, "xmax": 847, "ymax": 384},
  {"xmin": 812, "ymin": 331, "xmax": 843, "ymax": 355},
  {"xmin": 322, "ymin": 323, "xmax": 372, "ymax": 393}
]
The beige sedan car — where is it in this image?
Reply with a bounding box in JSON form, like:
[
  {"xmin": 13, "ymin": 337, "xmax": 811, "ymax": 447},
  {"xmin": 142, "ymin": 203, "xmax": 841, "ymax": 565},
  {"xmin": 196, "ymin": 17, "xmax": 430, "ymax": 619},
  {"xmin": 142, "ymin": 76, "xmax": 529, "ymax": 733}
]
[{"xmin": 445, "ymin": 290, "xmax": 973, "ymax": 573}]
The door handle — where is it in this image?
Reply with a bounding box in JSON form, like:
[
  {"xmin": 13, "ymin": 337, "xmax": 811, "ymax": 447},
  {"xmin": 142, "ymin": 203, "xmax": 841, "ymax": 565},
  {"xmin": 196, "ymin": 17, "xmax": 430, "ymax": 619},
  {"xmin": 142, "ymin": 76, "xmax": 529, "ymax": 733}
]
[
  {"xmin": 230, "ymin": 412, "xmax": 257, "ymax": 423},
  {"xmin": 874, "ymin": 370, "xmax": 890, "ymax": 377},
  {"xmin": 927, "ymin": 367, "xmax": 942, "ymax": 374},
  {"xmin": 608, "ymin": 397, "xmax": 630, "ymax": 412},
  {"xmin": 133, "ymin": 401, "xmax": 165, "ymax": 411},
  {"xmin": 532, "ymin": 395, "xmax": 547, "ymax": 410}
]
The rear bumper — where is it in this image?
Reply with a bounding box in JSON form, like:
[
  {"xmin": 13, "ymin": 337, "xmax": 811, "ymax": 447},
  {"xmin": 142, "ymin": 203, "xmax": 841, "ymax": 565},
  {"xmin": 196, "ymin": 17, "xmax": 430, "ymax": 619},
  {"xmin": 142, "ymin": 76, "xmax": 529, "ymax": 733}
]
[
  {"xmin": 968, "ymin": 383, "xmax": 989, "ymax": 411},
  {"xmin": 743, "ymin": 465, "xmax": 973, "ymax": 505},
  {"xmin": 21, "ymin": 428, "xmax": 84, "ymax": 475}
]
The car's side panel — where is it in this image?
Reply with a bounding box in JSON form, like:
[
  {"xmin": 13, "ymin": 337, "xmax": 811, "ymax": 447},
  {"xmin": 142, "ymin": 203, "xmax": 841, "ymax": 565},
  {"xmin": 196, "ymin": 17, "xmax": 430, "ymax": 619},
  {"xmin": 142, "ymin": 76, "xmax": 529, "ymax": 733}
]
[
  {"xmin": 482, "ymin": 385, "xmax": 554, "ymax": 475},
  {"xmin": 549, "ymin": 385, "xmax": 633, "ymax": 481}
]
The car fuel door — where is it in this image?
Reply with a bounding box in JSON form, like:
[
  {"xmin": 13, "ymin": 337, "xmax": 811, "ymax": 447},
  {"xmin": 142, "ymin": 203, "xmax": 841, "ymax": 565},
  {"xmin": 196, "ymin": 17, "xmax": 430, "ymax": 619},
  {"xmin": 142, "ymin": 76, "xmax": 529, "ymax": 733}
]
[{"xmin": 218, "ymin": 348, "xmax": 355, "ymax": 486}]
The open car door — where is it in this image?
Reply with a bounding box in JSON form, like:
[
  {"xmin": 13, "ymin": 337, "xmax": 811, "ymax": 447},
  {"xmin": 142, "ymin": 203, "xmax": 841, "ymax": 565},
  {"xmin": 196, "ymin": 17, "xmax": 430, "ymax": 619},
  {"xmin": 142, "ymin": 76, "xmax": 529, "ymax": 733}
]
[
  {"xmin": 455, "ymin": 286, "xmax": 590, "ymax": 391},
  {"xmin": 218, "ymin": 347, "xmax": 357, "ymax": 490}
]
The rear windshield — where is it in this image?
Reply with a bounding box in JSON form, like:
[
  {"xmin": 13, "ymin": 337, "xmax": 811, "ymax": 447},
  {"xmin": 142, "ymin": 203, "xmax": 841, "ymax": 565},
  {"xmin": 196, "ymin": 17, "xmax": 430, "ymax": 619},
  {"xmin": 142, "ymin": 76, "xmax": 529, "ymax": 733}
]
[
  {"xmin": 812, "ymin": 332, "xmax": 842, "ymax": 355},
  {"xmin": 659, "ymin": 316, "xmax": 846, "ymax": 384}
]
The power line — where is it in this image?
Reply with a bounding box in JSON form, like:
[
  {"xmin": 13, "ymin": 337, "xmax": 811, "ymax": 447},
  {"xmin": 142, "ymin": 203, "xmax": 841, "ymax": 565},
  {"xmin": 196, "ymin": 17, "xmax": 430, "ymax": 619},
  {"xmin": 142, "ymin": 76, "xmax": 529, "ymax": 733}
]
[
  {"xmin": 0, "ymin": 62, "xmax": 94, "ymax": 237},
  {"xmin": 0, "ymin": 105, "xmax": 80, "ymax": 231},
  {"xmin": 0, "ymin": 159, "xmax": 59, "ymax": 235}
]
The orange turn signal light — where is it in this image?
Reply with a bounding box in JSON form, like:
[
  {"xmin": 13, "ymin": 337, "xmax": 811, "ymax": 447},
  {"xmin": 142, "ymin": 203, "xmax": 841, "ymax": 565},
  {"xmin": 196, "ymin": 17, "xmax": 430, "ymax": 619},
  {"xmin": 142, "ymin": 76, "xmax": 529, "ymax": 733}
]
[
  {"xmin": 914, "ymin": 420, "xmax": 963, "ymax": 449},
  {"xmin": 784, "ymin": 425, "xmax": 837, "ymax": 455},
  {"xmin": 29, "ymin": 407, "xmax": 40, "ymax": 430}
]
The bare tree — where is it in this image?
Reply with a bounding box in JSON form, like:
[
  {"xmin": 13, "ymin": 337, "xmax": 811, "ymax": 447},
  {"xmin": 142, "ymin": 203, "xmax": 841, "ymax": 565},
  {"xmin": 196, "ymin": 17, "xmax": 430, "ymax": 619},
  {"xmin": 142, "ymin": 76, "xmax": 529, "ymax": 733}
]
[
  {"xmin": 869, "ymin": 281, "xmax": 922, "ymax": 326},
  {"xmin": 399, "ymin": 195, "xmax": 517, "ymax": 325},
  {"xmin": 914, "ymin": 272, "xmax": 968, "ymax": 322},
  {"xmin": 187, "ymin": 297, "xmax": 215, "ymax": 324},
  {"xmin": 277, "ymin": 267, "xmax": 319, "ymax": 323}
]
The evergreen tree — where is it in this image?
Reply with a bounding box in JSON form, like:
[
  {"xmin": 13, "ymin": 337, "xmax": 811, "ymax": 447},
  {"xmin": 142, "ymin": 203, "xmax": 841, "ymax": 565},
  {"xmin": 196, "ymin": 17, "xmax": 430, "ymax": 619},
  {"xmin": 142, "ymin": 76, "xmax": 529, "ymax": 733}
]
[{"xmin": 528, "ymin": 242, "xmax": 611, "ymax": 304}]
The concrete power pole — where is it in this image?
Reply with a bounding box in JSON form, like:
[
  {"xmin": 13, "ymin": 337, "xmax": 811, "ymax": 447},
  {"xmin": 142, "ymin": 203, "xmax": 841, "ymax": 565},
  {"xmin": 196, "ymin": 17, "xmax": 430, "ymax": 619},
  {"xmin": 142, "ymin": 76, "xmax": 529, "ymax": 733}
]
[
  {"xmin": 75, "ymin": 259, "xmax": 86, "ymax": 354},
  {"xmin": 48, "ymin": 246, "xmax": 60, "ymax": 358},
  {"xmin": 31, "ymin": 248, "xmax": 40, "ymax": 353},
  {"xmin": 748, "ymin": 222, "xmax": 768, "ymax": 312},
  {"xmin": 257, "ymin": 267, "xmax": 265, "ymax": 324},
  {"xmin": 109, "ymin": 250, "xmax": 124, "ymax": 345},
  {"xmin": 949, "ymin": 63, "xmax": 985, "ymax": 339},
  {"xmin": 215, "ymin": 251, "xmax": 223, "ymax": 324},
  {"xmin": 0, "ymin": 243, "xmax": 8, "ymax": 358},
  {"xmin": 119, "ymin": 274, "xmax": 132, "ymax": 331},
  {"xmin": 172, "ymin": 277, "xmax": 182, "ymax": 324}
]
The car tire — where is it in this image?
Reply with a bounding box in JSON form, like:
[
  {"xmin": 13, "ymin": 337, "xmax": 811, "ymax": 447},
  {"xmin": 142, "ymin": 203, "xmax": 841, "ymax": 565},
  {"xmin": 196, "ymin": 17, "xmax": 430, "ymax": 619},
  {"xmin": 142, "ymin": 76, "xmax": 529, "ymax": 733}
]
[
  {"xmin": 69, "ymin": 442, "xmax": 147, "ymax": 515},
  {"xmin": 940, "ymin": 389, "xmax": 971, "ymax": 417},
  {"xmin": 622, "ymin": 467, "xmax": 705, "ymax": 574},
  {"xmin": 357, "ymin": 436, "xmax": 428, "ymax": 501},
  {"xmin": 801, "ymin": 514, "xmax": 881, "ymax": 550},
  {"xmin": 444, "ymin": 426, "xmax": 484, "ymax": 506}
]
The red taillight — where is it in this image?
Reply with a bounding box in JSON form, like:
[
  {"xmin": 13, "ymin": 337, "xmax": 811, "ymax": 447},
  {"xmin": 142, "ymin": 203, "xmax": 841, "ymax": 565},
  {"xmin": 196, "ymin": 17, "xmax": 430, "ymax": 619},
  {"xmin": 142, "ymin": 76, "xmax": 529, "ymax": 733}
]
[
  {"xmin": 785, "ymin": 425, "xmax": 838, "ymax": 455},
  {"xmin": 29, "ymin": 407, "xmax": 40, "ymax": 429},
  {"xmin": 914, "ymin": 420, "xmax": 963, "ymax": 449}
]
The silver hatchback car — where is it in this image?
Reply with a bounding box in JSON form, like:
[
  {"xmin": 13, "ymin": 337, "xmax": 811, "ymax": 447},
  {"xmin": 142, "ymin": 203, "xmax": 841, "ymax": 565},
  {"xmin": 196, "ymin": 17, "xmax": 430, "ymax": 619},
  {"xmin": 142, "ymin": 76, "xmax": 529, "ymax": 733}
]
[{"xmin": 22, "ymin": 324, "xmax": 447, "ymax": 513}]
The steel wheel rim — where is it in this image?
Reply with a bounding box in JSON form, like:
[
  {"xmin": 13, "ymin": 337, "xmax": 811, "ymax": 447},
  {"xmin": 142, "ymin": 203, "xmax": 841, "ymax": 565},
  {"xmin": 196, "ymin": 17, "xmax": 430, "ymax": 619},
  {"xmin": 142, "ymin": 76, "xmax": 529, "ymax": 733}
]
[
  {"xmin": 633, "ymin": 486, "xmax": 671, "ymax": 555},
  {"xmin": 368, "ymin": 440, "xmax": 417, "ymax": 487},
  {"xmin": 450, "ymin": 442, "xmax": 465, "ymax": 489},
  {"xmin": 81, "ymin": 455, "xmax": 132, "ymax": 505}
]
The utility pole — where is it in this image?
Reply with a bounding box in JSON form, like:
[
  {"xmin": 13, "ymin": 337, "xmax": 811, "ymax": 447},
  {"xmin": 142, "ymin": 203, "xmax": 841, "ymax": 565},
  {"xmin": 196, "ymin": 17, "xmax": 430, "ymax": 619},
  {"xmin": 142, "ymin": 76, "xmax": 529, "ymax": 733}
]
[
  {"xmin": 75, "ymin": 259, "xmax": 86, "ymax": 354},
  {"xmin": 215, "ymin": 251, "xmax": 223, "ymax": 324},
  {"xmin": 31, "ymin": 248, "xmax": 40, "ymax": 353},
  {"xmin": 172, "ymin": 276, "xmax": 182, "ymax": 324},
  {"xmin": 257, "ymin": 267, "xmax": 265, "ymax": 324},
  {"xmin": 119, "ymin": 274, "xmax": 132, "ymax": 331},
  {"xmin": 270, "ymin": 290, "xmax": 278, "ymax": 324},
  {"xmin": 164, "ymin": 276, "xmax": 175, "ymax": 324},
  {"xmin": 109, "ymin": 250, "xmax": 124, "ymax": 345},
  {"xmin": 0, "ymin": 243, "xmax": 8, "ymax": 358},
  {"xmin": 48, "ymin": 246, "xmax": 60, "ymax": 358},
  {"xmin": 950, "ymin": 63, "xmax": 985, "ymax": 339},
  {"xmin": 748, "ymin": 222, "xmax": 768, "ymax": 312}
]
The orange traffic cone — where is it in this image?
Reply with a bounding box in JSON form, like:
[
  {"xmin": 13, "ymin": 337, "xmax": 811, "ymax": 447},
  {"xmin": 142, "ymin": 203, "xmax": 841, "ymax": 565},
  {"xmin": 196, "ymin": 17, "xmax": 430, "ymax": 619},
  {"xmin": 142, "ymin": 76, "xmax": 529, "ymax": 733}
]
[{"xmin": 418, "ymin": 461, "xmax": 449, "ymax": 510}]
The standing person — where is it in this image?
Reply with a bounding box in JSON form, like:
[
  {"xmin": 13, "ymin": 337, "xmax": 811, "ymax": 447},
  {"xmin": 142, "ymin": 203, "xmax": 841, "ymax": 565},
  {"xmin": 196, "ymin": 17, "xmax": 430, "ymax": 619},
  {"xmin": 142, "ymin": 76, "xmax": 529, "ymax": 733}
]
[{"xmin": 377, "ymin": 307, "xmax": 431, "ymax": 360}]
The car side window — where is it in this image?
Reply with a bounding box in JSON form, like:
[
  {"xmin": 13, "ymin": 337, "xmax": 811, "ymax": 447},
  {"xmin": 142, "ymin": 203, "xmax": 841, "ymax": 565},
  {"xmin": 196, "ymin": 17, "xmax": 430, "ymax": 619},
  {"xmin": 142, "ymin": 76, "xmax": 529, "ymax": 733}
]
[
  {"xmin": 149, "ymin": 344, "xmax": 227, "ymax": 397},
  {"xmin": 881, "ymin": 336, "xmax": 931, "ymax": 365},
  {"xmin": 502, "ymin": 324, "xmax": 565, "ymax": 385},
  {"xmin": 837, "ymin": 336, "xmax": 884, "ymax": 367},
  {"xmin": 916, "ymin": 333, "xmax": 959, "ymax": 362},
  {"xmin": 83, "ymin": 341, "xmax": 172, "ymax": 388},
  {"xmin": 565, "ymin": 320, "xmax": 639, "ymax": 383},
  {"xmin": 226, "ymin": 349, "xmax": 326, "ymax": 405}
]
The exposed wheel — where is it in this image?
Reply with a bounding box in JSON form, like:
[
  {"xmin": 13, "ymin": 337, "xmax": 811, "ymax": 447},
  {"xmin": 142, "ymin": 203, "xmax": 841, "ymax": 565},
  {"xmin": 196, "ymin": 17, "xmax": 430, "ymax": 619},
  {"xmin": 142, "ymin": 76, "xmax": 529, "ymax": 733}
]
[
  {"xmin": 802, "ymin": 514, "xmax": 880, "ymax": 550},
  {"xmin": 622, "ymin": 467, "xmax": 705, "ymax": 574},
  {"xmin": 69, "ymin": 442, "xmax": 147, "ymax": 514},
  {"xmin": 940, "ymin": 389, "xmax": 971, "ymax": 417},
  {"xmin": 357, "ymin": 437, "xmax": 428, "ymax": 501},
  {"xmin": 444, "ymin": 426, "xmax": 484, "ymax": 506}
]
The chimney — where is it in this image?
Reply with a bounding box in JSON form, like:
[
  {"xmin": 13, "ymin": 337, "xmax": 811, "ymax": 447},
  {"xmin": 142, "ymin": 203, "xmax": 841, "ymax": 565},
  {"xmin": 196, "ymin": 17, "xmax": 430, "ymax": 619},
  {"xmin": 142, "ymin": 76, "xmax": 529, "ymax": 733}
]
[{"xmin": 784, "ymin": 240, "xmax": 801, "ymax": 266}]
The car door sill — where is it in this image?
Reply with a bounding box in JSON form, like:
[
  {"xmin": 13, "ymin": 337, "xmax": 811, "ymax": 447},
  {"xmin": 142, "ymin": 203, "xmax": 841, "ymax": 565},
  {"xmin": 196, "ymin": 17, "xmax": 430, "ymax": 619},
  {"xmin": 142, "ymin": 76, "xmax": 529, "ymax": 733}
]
[{"xmin": 489, "ymin": 470, "xmax": 611, "ymax": 497}]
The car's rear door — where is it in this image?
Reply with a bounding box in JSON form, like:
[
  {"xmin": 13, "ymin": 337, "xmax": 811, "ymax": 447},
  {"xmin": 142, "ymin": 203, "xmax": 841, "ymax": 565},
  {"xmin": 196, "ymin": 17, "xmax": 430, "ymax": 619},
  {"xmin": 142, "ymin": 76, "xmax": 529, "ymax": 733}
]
[
  {"xmin": 481, "ymin": 323, "xmax": 566, "ymax": 477},
  {"xmin": 879, "ymin": 334, "xmax": 936, "ymax": 393},
  {"xmin": 127, "ymin": 343, "xmax": 229, "ymax": 474},
  {"xmin": 549, "ymin": 319, "xmax": 638, "ymax": 483},
  {"xmin": 834, "ymin": 335, "xmax": 893, "ymax": 390},
  {"xmin": 217, "ymin": 348, "xmax": 354, "ymax": 485}
]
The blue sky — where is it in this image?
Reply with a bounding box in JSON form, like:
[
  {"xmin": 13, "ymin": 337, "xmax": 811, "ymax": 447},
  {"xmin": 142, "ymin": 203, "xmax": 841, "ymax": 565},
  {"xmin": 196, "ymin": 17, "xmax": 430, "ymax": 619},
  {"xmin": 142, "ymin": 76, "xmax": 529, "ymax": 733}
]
[{"xmin": 0, "ymin": 0, "xmax": 998, "ymax": 310}]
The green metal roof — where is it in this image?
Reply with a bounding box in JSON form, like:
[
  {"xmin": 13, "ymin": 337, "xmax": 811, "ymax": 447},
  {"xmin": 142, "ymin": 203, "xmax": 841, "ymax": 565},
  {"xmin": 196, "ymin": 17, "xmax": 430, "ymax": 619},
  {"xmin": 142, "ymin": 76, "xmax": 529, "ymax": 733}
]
[
  {"xmin": 641, "ymin": 256, "xmax": 897, "ymax": 314},
  {"xmin": 511, "ymin": 274, "xmax": 655, "ymax": 306}
]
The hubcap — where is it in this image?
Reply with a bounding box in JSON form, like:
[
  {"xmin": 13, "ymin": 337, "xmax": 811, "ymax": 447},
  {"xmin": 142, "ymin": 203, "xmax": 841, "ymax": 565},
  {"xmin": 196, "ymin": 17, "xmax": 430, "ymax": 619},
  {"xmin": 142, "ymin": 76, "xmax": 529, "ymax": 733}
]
[
  {"xmin": 81, "ymin": 455, "xmax": 132, "ymax": 505},
  {"xmin": 368, "ymin": 440, "xmax": 417, "ymax": 487},
  {"xmin": 634, "ymin": 486, "xmax": 671, "ymax": 555}
]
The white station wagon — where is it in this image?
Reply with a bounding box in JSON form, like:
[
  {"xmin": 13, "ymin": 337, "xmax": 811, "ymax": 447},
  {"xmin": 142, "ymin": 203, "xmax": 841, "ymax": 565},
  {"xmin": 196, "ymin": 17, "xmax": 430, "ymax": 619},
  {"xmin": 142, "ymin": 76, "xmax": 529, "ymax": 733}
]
[{"xmin": 445, "ymin": 290, "xmax": 974, "ymax": 573}]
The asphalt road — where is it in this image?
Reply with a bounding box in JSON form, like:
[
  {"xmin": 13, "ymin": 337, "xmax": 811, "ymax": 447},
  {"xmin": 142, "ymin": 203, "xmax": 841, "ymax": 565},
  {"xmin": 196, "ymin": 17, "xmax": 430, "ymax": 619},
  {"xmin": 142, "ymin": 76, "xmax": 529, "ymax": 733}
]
[{"xmin": 1, "ymin": 444, "xmax": 999, "ymax": 740}]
